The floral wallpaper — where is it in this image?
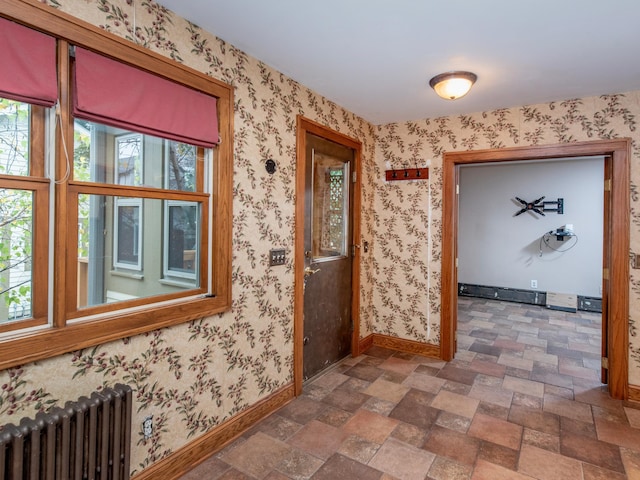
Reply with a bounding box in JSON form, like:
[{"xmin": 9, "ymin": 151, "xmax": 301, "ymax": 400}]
[
  {"xmin": 375, "ymin": 95, "xmax": 640, "ymax": 387},
  {"xmin": 0, "ymin": 0, "xmax": 639, "ymax": 476},
  {"xmin": 0, "ymin": 0, "xmax": 377, "ymax": 475}
]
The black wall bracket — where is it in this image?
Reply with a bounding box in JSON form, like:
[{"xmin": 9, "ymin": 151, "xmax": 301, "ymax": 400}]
[{"xmin": 515, "ymin": 196, "xmax": 564, "ymax": 217}]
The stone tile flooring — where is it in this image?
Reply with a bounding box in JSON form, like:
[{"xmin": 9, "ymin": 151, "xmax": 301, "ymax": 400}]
[{"xmin": 179, "ymin": 298, "xmax": 640, "ymax": 479}]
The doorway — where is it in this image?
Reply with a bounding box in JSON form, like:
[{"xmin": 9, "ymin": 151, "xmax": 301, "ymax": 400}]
[
  {"xmin": 294, "ymin": 116, "xmax": 362, "ymax": 395},
  {"xmin": 441, "ymin": 139, "xmax": 630, "ymax": 399}
]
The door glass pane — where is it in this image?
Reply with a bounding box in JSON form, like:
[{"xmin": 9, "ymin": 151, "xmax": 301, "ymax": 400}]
[
  {"xmin": 312, "ymin": 151, "xmax": 349, "ymax": 260},
  {"xmin": 0, "ymin": 189, "xmax": 33, "ymax": 323}
]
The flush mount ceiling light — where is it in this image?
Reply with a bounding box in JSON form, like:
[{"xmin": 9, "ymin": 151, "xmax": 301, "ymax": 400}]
[{"xmin": 429, "ymin": 71, "xmax": 477, "ymax": 100}]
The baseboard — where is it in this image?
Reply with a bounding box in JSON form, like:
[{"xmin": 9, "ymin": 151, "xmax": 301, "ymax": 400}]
[
  {"xmin": 132, "ymin": 383, "xmax": 295, "ymax": 480},
  {"xmin": 364, "ymin": 333, "xmax": 440, "ymax": 359},
  {"xmin": 359, "ymin": 334, "xmax": 374, "ymax": 353},
  {"xmin": 458, "ymin": 283, "xmax": 602, "ymax": 313},
  {"xmin": 629, "ymin": 384, "xmax": 640, "ymax": 402}
]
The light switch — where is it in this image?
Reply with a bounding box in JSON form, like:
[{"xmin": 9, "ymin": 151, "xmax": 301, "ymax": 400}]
[{"xmin": 269, "ymin": 249, "xmax": 286, "ymax": 266}]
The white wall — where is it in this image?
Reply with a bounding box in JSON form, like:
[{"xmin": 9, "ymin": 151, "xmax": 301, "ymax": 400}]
[{"xmin": 458, "ymin": 157, "xmax": 604, "ymax": 298}]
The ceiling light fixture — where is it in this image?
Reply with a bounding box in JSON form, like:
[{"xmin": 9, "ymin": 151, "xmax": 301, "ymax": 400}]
[{"xmin": 429, "ymin": 71, "xmax": 477, "ymax": 100}]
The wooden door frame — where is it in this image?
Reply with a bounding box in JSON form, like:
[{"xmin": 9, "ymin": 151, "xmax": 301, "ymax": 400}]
[
  {"xmin": 441, "ymin": 139, "xmax": 630, "ymax": 399},
  {"xmin": 294, "ymin": 116, "xmax": 362, "ymax": 395}
]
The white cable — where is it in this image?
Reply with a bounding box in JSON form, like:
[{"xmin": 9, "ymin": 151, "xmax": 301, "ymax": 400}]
[{"xmin": 53, "ymin": 102, "xmax": 70, "ymax": 185}]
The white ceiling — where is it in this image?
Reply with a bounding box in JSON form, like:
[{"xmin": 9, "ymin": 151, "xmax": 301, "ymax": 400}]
[{"xmin": 156, "ymin": 0, "xmax": 640, "ymax": 125}]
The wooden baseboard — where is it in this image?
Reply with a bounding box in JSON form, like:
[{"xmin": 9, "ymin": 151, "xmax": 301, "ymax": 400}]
[
  {"xmin": 132, "ymin": 383, "xmax": 295, "ymax": 480},
  {"xmin": 360, "ymin": 333, "xmax": 440, "ymax": 359},
  {"xmin": 358, "ymin": 334, "xmax": 374, "ymax": 353},
  {"xmin": 629, "ymin": 384, "xmax": 640, "ymax": 402}
]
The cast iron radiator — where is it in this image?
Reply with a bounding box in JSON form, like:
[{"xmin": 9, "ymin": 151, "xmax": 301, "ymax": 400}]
[{"xmin": 0, "ymin": 383, "xmax": 132, "ymax": 480}]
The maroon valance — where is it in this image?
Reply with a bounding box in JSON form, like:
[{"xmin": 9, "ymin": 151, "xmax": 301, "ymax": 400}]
[
  {"xmin": 0, "ymin": 17, "xmax": 57, "ymax": 107},
  {"xmin": 73, "ymin": 48, "xmax": 219, "ymax": 147}
]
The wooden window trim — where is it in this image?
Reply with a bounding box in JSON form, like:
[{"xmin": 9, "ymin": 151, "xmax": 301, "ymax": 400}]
[{"xmin": 0, "ymin": 0, "xmax": 233, "ymax": 369}]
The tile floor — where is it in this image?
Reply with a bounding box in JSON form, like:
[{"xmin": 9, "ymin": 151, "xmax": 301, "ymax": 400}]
[{"xmin": 179, "ymin": 297, "xmax": 640, "ymax": 479}]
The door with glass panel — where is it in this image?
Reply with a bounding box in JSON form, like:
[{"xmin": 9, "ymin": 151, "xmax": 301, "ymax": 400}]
[{"xmin": 303, "ymin": 133, "xmax": 354, "ymax": 380}]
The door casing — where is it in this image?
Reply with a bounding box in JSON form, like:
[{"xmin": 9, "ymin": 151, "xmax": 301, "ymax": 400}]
[
  {"xmin": 441, "ymin": 139, "xmax": 630, "ymax": 399},
  {"xmin": 294, "ymin": 116, "xmax": 362, "ymax": 395}
]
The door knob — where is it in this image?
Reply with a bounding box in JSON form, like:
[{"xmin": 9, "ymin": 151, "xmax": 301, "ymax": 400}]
[
  {"xmin": 304, "ymin": 266, "xmax": 320, "ymax": 277},
  {"xmin": 303, "ymin": 336, "xmax": 310, "ymax": 345}
]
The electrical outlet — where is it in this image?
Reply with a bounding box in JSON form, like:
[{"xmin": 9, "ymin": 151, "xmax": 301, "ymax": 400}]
[
  {"xmin": 143, "ymin": 415, "xmax": 153, "ymax": 440},
  {"xmin": 531, "ymin": 280, "xmax": 538, "ymax": 289}
]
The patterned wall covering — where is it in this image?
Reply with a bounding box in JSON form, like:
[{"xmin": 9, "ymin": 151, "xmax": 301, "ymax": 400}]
[
  {"xmin": 375, "ymin": 96, "xmax": 640, "ymax": 387},
  {"xmin": 0, "ymin": 0, "xmax": 376, "ymax": 474},
  {"xmin": 0, "ymin": 0, "xmax": 639, "ymax": 476}
]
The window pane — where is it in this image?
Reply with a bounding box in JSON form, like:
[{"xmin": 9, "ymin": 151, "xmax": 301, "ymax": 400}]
[
  {"xmin": 77, "ymin": 194, "xmax": 200, "ymax": 309},
  {"xmin": 74, "ymin": 119, "xmax": 196, "ymax": 191},
  {"xmin": 166, "ymin": 142, "xmax": 196, "ymax": 191},
  {"xmin": 115, "ymin": 200, "xmax": 141, "ymax": 269},
  {"xmin": 312, "ymin": 153, "xmax": 349, "ymax": 260},
  {"xmin": 0, "ymin": 98, "xmax": 31, "ymax": 177},
  {"xmin": 165, "ymin": 202, "xmax": 198, "ymax": 278},
  {"xmin": 115, "ymin": 134, "xmax": 143, "ymax": 186},
  {"xmin": 0, "ymin": 189, "xmax": 33, "ymax": 323}
]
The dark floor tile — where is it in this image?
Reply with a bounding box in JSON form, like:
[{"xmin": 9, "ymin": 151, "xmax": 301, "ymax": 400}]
[
  {"xmin": 322, "ymin": 388, "xmax": 370, "ymax": 412},
  {"xmin": 476, "ymin": 401, "xmax": 510, "ymax": 420},
  {"xmin": 477, "ymin": 441, "xmax": 519, "ymax": 470},
  {"xmin": 243, "ymin": 413, "xmax": 302, "ymax": 441},
  {"xmin": 547, "ymin": 344, "xmax": 582, "ymax": 360},
  {"xmin": 179, "ymin": 456, "xmax": 230, "ymax": 479},
  {"xmin": 392, "ymin": 351, "xmax": 416, "ymax": 360},
  {"xmin": 508, "ymin": 405, "xmax": 560, "ymax": 435},
  {"xmin": 310, "ymin": 453, "xmax": 382, "ymax": 480},
  {"xmin": 530, "ymin": 371, "xmax": 574, "ymax": 389},
  {"xmin": 560, "ymin": 416, "xmax": 598, "ymax": 439},
  {"xmin": 380, "ymin": 369, "xmax": 408, "ymax": 384},
  {"xmin": 436, "ymin": 364, "xmax": 478, "ymax": 385},
  {"xmin": 423, "ymin": 425, "xmax": 480, "ymax": 465},
  {"xmin": 278, "ymin": 396, "xmax": 327, "ymax": 424},
  {"xmin": 343, "ymin": 363, "xmax": 385, "ymax": 382},
  {"xmin": 365, "ymin": 346, "xmax": 396, "ymax": 359},
  {"xmin": 357, "ymin": 356, "xmax": 386, "ymax": 367},
  {"xmin": 217, "ymin": 469, "xmax": 253, "ymax": 480},
  {"xmin": 468, "ymin": 342, "xmax": 503, "ymax": 358},
  {"xmin": 316, "ymin": 406, "xmax": 353, "ymax": 427},
  {"xmin": 390, "ymin": 422, "xmax": 428, "ymax": 448},
  {"xmin": 469, "ymin": 330, "xmax": 499, "ymax": 341},
  {"xmin": 560, "ymin": 431, "xmax": 625, "ymax": 473},
  {"xmin": 581, "ymin": 463, "xmax": 628, "ymax": 480},
  {"xmin": 337, "ymin": 377, "xmax": 372, "ymax": 392},
  {"xmin": 276, "ymin": 448, "xmax": 324, "ymax": 479},
  {"xmin": 414, "ymin": 364, "xmax": 441, "ymax": 376},
  {"xmin": 389, "ymin": 388, "xmax": 439, "ymax": 430}
]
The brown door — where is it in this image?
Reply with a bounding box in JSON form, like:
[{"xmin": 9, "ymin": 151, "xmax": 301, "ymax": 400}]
[{"xmin": 302, "ymin": 133, "xmax": 354, "ymax": 380}]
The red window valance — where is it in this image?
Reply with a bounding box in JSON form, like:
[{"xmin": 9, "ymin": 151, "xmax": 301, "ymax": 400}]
[
  {"xmin": 73, "ymin": 48, "xmax": 219, "ymax": 148},
  {"xmin": 0, "ymin": 17, "xmax": 57, "ymax": 107}
]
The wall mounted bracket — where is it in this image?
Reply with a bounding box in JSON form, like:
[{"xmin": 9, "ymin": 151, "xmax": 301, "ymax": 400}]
[{"xmin": 515, "ymin": 196, "xmax": 564, "ymax": 216}]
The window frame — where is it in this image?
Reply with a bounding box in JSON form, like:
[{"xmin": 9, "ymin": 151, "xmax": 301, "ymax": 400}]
[{"xmin": 0, "ymin": 1, "xmax": 233, "ymax": 370}]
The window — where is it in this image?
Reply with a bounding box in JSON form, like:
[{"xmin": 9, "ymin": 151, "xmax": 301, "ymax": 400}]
[
  {"xmin": 113, "ymin": 133, "xmax": 143, "ymax": 271},
  {"xmin": 0, "ymin": 4, "xmax": 233, "ymax": 369}
]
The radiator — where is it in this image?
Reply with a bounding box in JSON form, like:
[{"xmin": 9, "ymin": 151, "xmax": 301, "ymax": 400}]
[{"xmin": 0, "ymin": 383, "xmax": 132, "ymax": 480}]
